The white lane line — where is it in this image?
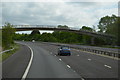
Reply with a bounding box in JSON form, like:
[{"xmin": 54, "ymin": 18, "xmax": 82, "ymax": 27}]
[
  {"xmin": 88, "ymin": 59, "xmax": 91, "ymax": 61},
  {"xmin": 21, "ymin": 44, "xmax": 34, "ymax": 80},
  {"xmin": 59, "ymin": 58, "xmax": 62, "ymax": 61},
  {"xmin": 104, "ymin": 65, "xmax": 112, "ymax": 68},
  {"xmin": 81, "ymin": 78, "xmax": 85, "ymax": 80},
  {"xmin": 67, "ymin": 65, "xmax": 71, "ymax": 68},
  {"xmin": 73, "ymin": 70, "xmax": 76, "ymax": 72}
]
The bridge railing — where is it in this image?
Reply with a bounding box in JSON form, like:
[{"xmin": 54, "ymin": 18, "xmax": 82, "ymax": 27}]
[{"xmin": 13, "ymin": 25, "xmax": 58, "ymax": 28}]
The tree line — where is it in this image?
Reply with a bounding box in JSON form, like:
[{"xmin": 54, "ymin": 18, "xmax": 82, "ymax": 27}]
[{"xmin": 2, "ymin": 14, "xmax": 120, "ymax": 50}]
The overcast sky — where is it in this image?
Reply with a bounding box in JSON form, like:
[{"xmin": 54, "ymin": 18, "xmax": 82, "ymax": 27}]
[{"xmin": 1, "ymin": 0, "xmax": 118, "ymax": 34}]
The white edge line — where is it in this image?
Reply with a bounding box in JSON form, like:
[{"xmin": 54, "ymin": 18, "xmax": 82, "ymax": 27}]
[
  {"xmin": 73, "ymin": 70, "xmax": 76, "ymax": 72},
  {"xmin": 59, "ymin": 58, "xmax": 62, "ymax": 61},
  {"xmin": 104, "ymin": 65, "xmax": 112, "ymax": 68},
  {"xmin": 81, "ymin": 78, "xmax": 85, "ymax": 80},
  {"xmin": 88, "ymin": 59, "xmax": 91, "ymax": 61},
  {"xmin": 16, "ymin": 42, "xmax": 33, "ymax": 80}
]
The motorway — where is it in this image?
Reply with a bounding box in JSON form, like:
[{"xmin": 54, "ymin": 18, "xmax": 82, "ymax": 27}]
[
  {"xmin": 2, "ymin": 44, "xmax": 31, "ymax": 79},
  {"xmin": 2, "ymin": 41, "xmax": 119, "ymax": 80}
]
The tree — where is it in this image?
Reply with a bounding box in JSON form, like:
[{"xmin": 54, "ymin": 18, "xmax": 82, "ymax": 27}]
[
  {"xmin": 40, "ymin": 33, "xmax": 57, "ymax": 42},
  {"xmin": 98, "ymin": 14, "xmax": 117, "ymax": 33},
  {"xmin": 80, "ymin": 26, "xmax": 93, "ymax": 32},
  {"xmin": 97, "ymin": 14, "xmax": 118, "ymax": 45},
  {"xmin": 118, "ymin": 17, "xmax": 120, "ymax": 46},
  {"xmin": 80, "ymin": 26, "xmax": 94, "ymax": 45},
  {"xmin": 52, "ymin": 31, "xmax": 81, "ymax": 43},
  {"xmin": 105, "ymin": 16, "xmax": 119, "ymax": 45},
  {"xmin": 2, "ymin": 23, "xmax": 15, "ymax": 49},
  {"xmin": 30, "ymin": 30, "xmax": 40, "ymax": 35},
  {"xmin": 29, "ymin": 30, "xmax": 41, "ymax": 40},
  {"xmin": 57, "ymin": 25, "xmax": 69, "ymax": 29}
]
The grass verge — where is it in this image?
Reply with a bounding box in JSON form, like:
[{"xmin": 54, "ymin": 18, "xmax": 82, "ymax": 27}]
[{"xmin": 0, "ymin": 43, "xmax": 20, "ymax": 62}]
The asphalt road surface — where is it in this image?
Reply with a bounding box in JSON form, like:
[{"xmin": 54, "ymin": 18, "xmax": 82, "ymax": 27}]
[
  {"xmin": 2, "ymin": 41, "xmax": 119, "ymax": 80},
  {"xmin": 22, "ymin": 42, "xmax": 82, "ymax": 79},
  {"xmin": 2, "ymin": 44, "xmax": 31, "ymax": 79}
]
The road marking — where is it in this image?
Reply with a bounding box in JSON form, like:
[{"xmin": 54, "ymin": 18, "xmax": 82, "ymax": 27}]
[
  {"xmin": 73, "ymin": 70, "xmax": 76, "ymax": 72},
  {"xmin": 77, "ymin": 55, "xmax": 79, "ymax": 56},
  {"xmin": 104, "ymin": 65, "xmax": 112, "ymax": 68},
  {"xmin": 67, "ymin": 65, "xmax": 71, "ymax": 68},
  {"xmin": 59, "ymin": 58, "xmax": 62, "ymax": 61},
  {"xmin": 81, "ymin": 78, "xmax": 85, "ymax": 80},
  {"xmin": 21, "ymin": 44, "xmax": 34, "ymax": 80},
  {"xmin": 88, "ymin": 59, "xmax": 91, "ymax": 61}
]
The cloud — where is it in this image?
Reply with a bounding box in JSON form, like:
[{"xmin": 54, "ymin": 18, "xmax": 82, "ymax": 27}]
[
  {"xmin": 2, "ymin": 2, "xmax": 118, "ymax": 30},
  {"xmin": 1, "ymin": 0, "xmax": 119, "ymax": 2}
]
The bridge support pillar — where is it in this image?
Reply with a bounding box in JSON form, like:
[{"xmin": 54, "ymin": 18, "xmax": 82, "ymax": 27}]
[{"xmin": 91, "ymin": 37, "xmax": 95, "ymax": 45}]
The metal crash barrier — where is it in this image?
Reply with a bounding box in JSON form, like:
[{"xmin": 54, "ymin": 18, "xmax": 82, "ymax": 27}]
[{"xmin": 42, "ymin": 42, "xmax": 120, "ymax": 59}]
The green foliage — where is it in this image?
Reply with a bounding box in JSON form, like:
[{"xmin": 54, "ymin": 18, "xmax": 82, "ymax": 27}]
[
  {"xmin": 14, "ymin": 31, "xmax": 82, "ymax": 44},
  {"xmin": 98, "ymin": 14, "xmax": 117, "ymax": 33},
  {"xmin": 80, "ymin": 26, "xmax": 94, "ymax": 45},
  {"xmin": 105, "ymin": 16, "xmax": 118, "ymax": 37},
  {"xmin": 29, "ymin": 30, "xmax": 41, "ymax": 41},
  {"xmin": 80, "ymin": 26, "xmax": 93, "ymax": 32},
  {"xmin": 52, "ymin": 31, "xmax": 81, "ymax": 43},
  {"xmin": 2, "ymin": 23, "xmax": 15, "ymax": 49},
  {"xmin": 30, "ymin": 30, "xmax": 40, "ymax": 35},
  {"xmin": 40, "ymin": 33, "xmax": 57, "ymax": 42},
  {"xmin": 94, "ymin": 37, "xmax": 106, "ymax": 45},
  {"xmin": 97, "ymin": 14, "xmax": 119, "ymax": 45},
  {"xmin": 0, "ymin": 43, "xmax": 20, "ymax": 62},
  {"xmin": 57, "ymin": 25, "xmax": 69, "ymax": 29}
]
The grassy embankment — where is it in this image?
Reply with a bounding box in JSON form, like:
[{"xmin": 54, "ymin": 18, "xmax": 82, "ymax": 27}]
[{"xmin": 0, "ymin": 43, "xmax": 20, "ymax": 62}]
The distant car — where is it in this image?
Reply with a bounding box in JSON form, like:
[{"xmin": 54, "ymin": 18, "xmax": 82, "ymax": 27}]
[
  {"xmin": 32, "ymin": 40, "xmax": 35, "ymax": 42},
  {"xmin": 58, "ymin": 46, "xmax": 71, "ymax": 56}
]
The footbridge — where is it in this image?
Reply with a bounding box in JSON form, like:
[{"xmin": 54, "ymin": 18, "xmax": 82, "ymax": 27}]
[{"xmin": 13, "ymin": 25, "xmax": 116, "ymax": 39}]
